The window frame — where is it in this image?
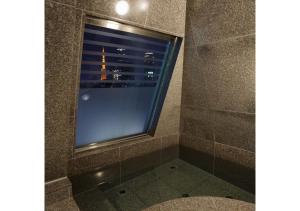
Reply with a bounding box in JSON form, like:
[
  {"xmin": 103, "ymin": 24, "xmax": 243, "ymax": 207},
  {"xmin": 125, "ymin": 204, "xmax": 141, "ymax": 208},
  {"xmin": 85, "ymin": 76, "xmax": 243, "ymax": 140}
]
[{"xmin": 74, "ymin": 16, "xmax": 182, "ymax": 151}]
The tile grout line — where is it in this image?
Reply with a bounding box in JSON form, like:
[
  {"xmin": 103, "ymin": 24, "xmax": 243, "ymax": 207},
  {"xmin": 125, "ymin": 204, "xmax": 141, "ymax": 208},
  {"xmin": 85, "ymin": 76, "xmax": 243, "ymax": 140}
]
[
  {"xmin": 197, "ymin": 33, "xmax": 256, "ymax": 47},
  {"xmin": 182, "ymin": 105, "xmax": 255, "ymax": 116},
  {"xmin": 215, "ymin": 141, "xmax": 255, "ymax": 154},
  {"xmin": 47, "ymin": 0, "xmax": 76, "ymax": 8}
]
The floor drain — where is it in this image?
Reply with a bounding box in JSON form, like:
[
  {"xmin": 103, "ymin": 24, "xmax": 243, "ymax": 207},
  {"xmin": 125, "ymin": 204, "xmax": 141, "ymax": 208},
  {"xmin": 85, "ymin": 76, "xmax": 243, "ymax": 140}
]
[
  {"xmin": 225, "ymin": 196, "xmax": 233, "ymax": 199},
  {"xmin": 182, "ymin": 193, "xmax": 189, "ymax": 197},
  {"xmin": 119, "ymin": 190, "xmax": 126, "ymax": 194},
  {"xmin": 170, "ymin": 166, "xmax": 176, "ymax": 169}
]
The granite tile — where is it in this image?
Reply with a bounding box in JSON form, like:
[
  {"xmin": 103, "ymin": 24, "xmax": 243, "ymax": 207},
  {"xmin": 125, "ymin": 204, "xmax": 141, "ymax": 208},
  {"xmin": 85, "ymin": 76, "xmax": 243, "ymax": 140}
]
[
  {"xmin": 212, "ymin": 197, "xmax": 255, "ymax": 211},
  {"xmin": 181, "ymin": 108, "xmax": 214, "ymax": 140},
  {"xmin": 143, "ymin": 197, "xmax": 254, "ymax": 211},
  {"xmin": 213, "ymin": 111, "xmax": 255, "ymax": 152},
  {"xmin": 70, "ymin": 163, "xmax": 120, "ymax": 195},
  {"xmin": 160, "ymin": 168, "xmax": 208, "ymax": 194},
  {"xmin": 134, "ymin": 180, "xmax": 181, "ymax": 206},
  {"xmin": 120, "ymin": 138, "xmax": 161, "ymax": 161},
  {"xmin": 45, "ymin": 1, "xmax": 76, "ymax": 180},
  {"xmin": 196, "ymin": 35, "xmax": 255, "ymax": 113},
  {"xmin": 182, "ymin": 47, "xmax": 209, "ymax": 108},
  {"xmin": 155, "ymin": 105, "xmax": 181, "ymax": 137},
  {"xmin": 46, "ymin": 198, "xmax": 80, "ymax": 211},
  {"xmin": 239, "ymin": 203, "xmax": 255, "ymax": 211},
  {"xmin": 75, "ymin": 188, "xmax": 117, "ymax": 211},
  {"xmin": 161, "ymin": 134, "xmax": 179, "ymax": 163},
  {"xmin": 45, "ymin": 187, "xmax": 71, "ymax": 206},
  {"xmin": 45, "ymin": 148, "xmax": 69, "ymax": 181},
  {"xmin": 120, "ymin": 138, "xmax": 161, "ymax": 180},
  {"xmin": 188, "ymin": 0, "xmax": 255, "ymax": 45},
  {"xmin": 154, "ymin": 46, "xmax": 184, "ymax": 137},
  {"xmin": 228, "ymin": 186, "xmax": 255, "ymax": 204},
  {"xmin": 105, "ymin": 183, "xmax": 146, "ymax": 211},
  {"xmin": 67, "ymin": 9, "xmax": 85, "ymax": 157},
  {"xmin": 146, "ymin": 0, "xmax": 186, "ymax": 36},
  {"xmin": 215, "ymin": 143, "xmax": 255, "ymax": 170},
  {"xmin": 69, "ymin": 147, "xmax": 120, "ymax": 175},
  {"xmin": 190, "ymin": 178, "xmax": 232, "ymax": 198},
  {"xmin": 76, "ymin": 0, "xmax": 148, "ymax": 25},
  {"xmin": 49, "ymin": 0, "xmax": 76, "ymax": 6},
  {"xmin": 184, "ymin": 14, "xmax": 196, "ymax": 49},
  {"xmin": 164, "ymin": 45, "xmax": 184, "ymax": 107},
  {"xmin": 45, "ymin": 177, "xmax": 71, "ymax": 194},
  {"xmin": 144, "ymin": 197, "xmax": 216, "ymax": 211},
  {"xmin": 123, "ymin": 171, "xmax": 158, "ymax": 190},
  {"xmin": 179, "ymin": 134, "xmax": 214, "ymax": 173},
  {"xmin": 214, "ymin": 143, "xmax": 255, "ymax": 193},
  {"xmin": 45, "ymin": 177, "xmax": 72, "ymax": 206}
]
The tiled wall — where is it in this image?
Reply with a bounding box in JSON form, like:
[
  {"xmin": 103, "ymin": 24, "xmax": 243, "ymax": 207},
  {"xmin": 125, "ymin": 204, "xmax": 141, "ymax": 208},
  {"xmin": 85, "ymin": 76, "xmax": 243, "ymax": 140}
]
[
  {"xmin": 45, "ymin": 0, "xmax": 186, "ymax": 186},
  {"xmin": 180, "ymin": 0, "xmax": 255, "ymax": 193}
]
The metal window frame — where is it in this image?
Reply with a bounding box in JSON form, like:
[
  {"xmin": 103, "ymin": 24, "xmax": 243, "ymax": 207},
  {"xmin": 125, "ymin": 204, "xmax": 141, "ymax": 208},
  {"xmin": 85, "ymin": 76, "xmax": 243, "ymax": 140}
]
[{"xmin": 75, "ymin": 16, "xmax": 182, "ymax": 151}]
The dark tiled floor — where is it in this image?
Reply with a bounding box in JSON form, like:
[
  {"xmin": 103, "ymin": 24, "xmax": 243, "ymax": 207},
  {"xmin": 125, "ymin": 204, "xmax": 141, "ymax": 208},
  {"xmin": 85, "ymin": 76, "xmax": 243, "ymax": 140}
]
[{"xmin": 74, "ymin": 159, "xmax": 255, "ymax": 211}]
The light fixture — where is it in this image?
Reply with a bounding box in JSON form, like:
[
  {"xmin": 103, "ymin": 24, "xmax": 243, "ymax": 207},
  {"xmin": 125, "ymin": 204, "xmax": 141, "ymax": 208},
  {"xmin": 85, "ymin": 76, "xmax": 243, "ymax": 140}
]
[{"xmin": 115, "ymin": 0, "xmax": 129, "ymax": 16}]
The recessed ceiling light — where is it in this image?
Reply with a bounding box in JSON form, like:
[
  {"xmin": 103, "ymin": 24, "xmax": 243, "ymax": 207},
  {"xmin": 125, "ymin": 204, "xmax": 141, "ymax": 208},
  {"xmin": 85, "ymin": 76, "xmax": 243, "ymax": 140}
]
[{"xmin": 115, "ymin": 0, "xmax": 129, "ymax": 16}]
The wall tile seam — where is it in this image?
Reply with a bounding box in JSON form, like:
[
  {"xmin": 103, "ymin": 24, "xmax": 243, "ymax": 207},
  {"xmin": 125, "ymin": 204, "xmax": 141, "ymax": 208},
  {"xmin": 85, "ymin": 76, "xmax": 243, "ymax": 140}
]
[
  {"xmin": 45, "ymin": 176, "xmax": 69, "ymax": 185},
  {"xmin": 46, "ymin": 0, "xmax": 76, "ymax": 8},
  {"xmin": 190, "ymin": 37, "xmax": 211, "ymax": 111},
  {"xmin": 186, "ymin": 12, "xmax": 197, "ymax": 48},
  {"xmin": 195, "ymin": 33, "xmax": 256, "ymax": 48},
  {"xmin": 181, "ymin": 106, "xmax": 255, "ymax": 116},
  {"xmin": 214, "ymin": 141, "xmax": 255, "ymax": 154},
  {"xmin": 179, "ymin": 133, "xmax": 214, "ymax": 143},
  {"xmin": 143, "ymin": 1, "xmax": 150, "ymax": 28},
  {"xmin": 208, "ymin": 108, "xmax": 255, "ymax": 116},
  {"xmin": 69, "ymin": 7, "xmax": 84, "ymax": 160}
]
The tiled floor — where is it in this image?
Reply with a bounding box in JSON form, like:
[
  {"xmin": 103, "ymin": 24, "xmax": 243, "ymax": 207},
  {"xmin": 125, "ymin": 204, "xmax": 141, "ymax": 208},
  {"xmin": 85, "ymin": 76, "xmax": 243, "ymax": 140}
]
[{"xmin": 74, "ymin": 159, "xmax": 255, "ymax": 211}]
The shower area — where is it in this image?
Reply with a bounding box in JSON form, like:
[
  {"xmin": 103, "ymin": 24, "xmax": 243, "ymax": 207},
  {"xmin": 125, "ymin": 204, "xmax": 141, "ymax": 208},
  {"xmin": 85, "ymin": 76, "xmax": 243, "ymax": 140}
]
[{"xmin": 45, "ymin": 0, "xmax": 255, "ymax": 210}]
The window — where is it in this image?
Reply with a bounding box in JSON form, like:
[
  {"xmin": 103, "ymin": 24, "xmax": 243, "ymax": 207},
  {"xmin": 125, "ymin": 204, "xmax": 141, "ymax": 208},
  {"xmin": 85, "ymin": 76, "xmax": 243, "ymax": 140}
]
[{"xmin": 75, "ymin": 17, "xmax": 182, "ymax": 148}]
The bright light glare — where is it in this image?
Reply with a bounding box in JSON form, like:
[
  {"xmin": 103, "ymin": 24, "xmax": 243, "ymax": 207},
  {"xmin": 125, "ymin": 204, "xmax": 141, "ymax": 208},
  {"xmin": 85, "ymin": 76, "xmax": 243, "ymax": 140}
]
[
  {"xmin": 115, "ymin": 0, "xmax": 129, "ymax": 16},
  {"xmin": 106, "ymin": 22, "xmax": 119, "ymax": 30},
  {"xmin": 140, "ymin": 0, "xmax": 149, "ymax": 11}
]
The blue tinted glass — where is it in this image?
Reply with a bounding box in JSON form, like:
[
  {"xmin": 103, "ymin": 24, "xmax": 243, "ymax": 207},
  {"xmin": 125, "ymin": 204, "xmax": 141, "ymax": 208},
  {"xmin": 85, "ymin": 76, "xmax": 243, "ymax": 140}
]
[{"xmin": 76, "ymin": 23, "xmax": 171, "ymax": 147}]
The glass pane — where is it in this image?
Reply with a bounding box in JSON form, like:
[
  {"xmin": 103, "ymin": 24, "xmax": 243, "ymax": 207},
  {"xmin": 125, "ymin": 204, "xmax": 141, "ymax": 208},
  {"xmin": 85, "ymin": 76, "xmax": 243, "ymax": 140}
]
[{"xmin": 76, "ymin": 23, "xmax": 172, "ymax": 147}]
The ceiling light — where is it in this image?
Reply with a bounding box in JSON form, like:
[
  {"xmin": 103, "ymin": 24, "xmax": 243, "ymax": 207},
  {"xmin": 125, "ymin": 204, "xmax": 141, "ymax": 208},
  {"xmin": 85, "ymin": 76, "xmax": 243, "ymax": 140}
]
[{"xmin": 115, "ymin": 0, "xmax": 129, "ymax": 16}]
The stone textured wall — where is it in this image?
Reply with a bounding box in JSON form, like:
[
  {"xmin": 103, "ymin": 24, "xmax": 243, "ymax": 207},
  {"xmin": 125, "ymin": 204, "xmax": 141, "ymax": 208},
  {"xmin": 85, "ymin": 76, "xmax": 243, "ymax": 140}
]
[
  {"xmin": 45, "ymin": 0, "xmax": 186, "ymax": 182},
  {"xmin": 180, "ymin": 0, "xmax": 255, "ymax": 193}
]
